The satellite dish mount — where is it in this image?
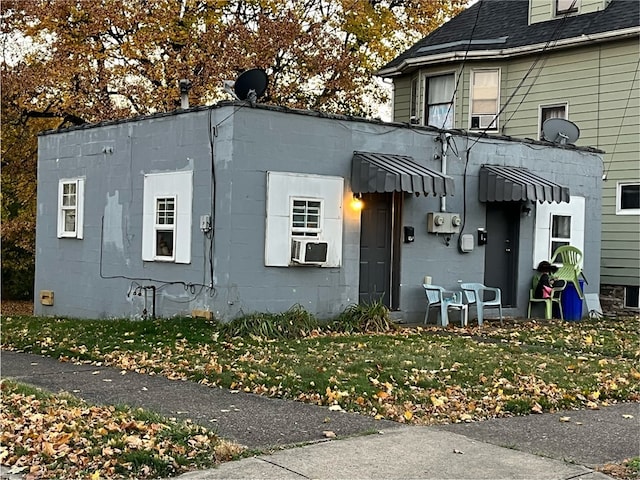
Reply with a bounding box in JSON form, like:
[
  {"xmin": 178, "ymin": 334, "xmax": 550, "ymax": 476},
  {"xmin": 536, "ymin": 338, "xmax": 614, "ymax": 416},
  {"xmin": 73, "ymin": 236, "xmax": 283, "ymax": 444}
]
[
  {"xmin": 224, "ymin": 68, "xmax": 268, "ymax": 107},
  {"xmin": 542, "ymin": 118, "xmax": 580, "ymax": 145}
]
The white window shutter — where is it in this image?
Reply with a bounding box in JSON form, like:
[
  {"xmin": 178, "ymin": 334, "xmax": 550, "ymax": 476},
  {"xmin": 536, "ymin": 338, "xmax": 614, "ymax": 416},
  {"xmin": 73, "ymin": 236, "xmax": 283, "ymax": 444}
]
[
  {"xmin": 76, "ymin": 178, "xmax": 84, "ymax": 239},
  {"xmin": 57, "ymin": 180, "xmax": 64, "ymax": 238}
]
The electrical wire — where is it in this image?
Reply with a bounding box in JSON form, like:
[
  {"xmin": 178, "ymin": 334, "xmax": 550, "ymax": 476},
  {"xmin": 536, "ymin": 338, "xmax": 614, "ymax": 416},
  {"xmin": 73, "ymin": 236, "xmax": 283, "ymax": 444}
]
[
  {"xmin": 441, "ymin": 0, "xmax": 483, "ymax": 129},
  {"xmin": 468, "ymin": 1, "xmax": 578, "ymax": 152},
  {"xmin": 603, "ymin": 55, "xmax": 640, "ymax": 180}
]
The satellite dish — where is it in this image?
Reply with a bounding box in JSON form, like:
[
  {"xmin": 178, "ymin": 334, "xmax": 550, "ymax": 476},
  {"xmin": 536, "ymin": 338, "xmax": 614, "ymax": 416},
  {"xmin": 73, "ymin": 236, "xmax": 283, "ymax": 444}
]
[
  {"xmin": 542, "ymin": 118, "xmax": 580, "ymax": 145},
  {"xmin": 233, "ymin": 68, "xmax": 268, "ymax": 105}
]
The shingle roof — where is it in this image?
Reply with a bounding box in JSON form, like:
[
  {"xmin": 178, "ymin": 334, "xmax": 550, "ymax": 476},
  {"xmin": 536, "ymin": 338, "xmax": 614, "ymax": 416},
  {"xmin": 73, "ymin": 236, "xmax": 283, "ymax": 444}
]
[{"xmin": 381, "ymin": 0, "xmax": 639, "ymax": 74}]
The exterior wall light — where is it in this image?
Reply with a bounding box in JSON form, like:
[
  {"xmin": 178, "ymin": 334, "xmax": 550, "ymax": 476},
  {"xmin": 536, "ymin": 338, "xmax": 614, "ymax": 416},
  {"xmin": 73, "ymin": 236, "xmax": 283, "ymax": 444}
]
[{"xmin": 351, "ymin": 193, "xmax": 364, "ymax": 211}]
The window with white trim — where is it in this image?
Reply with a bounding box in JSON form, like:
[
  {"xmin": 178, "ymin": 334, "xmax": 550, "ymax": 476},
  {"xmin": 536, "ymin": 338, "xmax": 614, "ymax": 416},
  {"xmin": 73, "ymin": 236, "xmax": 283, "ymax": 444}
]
[
  {"xmin": 470, "ymin": 69, "xmax": 499, "ymax": 130},
  {"xmin": 265, "ymin": 172, "xmax": 343, "ymax": 267},
  {"xmin": 540, "ymin": 104, "xmax": 567, "ymax": 140},
  {"xmin": 556, "ymin": 0, "xmax": 579, "ymax": 15},
  {"xmin": 154, "ymin": 197, "xmax": 176, "ymax": 260},
  {"xmin": 532, "ymin": 195, "xmax": 585, "ymax": 267},
  {"xmin": 616, "ymin": 182, "xmax": 640, "ymax": 215},
  {"xmin": 291, "ymin": 198, "xmax": 322, "ymax": 237},
  {"xmin": 57, "ymin": 178, "xmax": 84, "ymax": 239},
  {"xmin": 426, "ymin": 74, "xmax": 454, "ymax": 129},
  {"xmin": 409, "ymin": 77, "xmax": 419, "ymax": 124},
  {"xmin": 625, "ymin": 286, "xmax": 639, "ymax": 309},
  {"xmin": 142, "ymin": 171, "xmax": 192, "ymax": 263}
]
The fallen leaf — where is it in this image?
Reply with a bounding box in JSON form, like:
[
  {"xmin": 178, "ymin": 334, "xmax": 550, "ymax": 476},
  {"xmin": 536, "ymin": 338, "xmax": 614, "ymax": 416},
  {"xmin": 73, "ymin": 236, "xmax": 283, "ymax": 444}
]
[
  {"xmin": 328, "ymin": 405, "xmax": 343, "ymax": 411},
  {"xmin": 559, "ymin": 416, "xmax": 571, "ymax": 422},
  {"xmin": 322, "ymin": 430, "xmax": 336, "ymax": 438},
  {"xmin": 453, "ymin": 449, "xmax": 464, "ymax": 454},
  {"xmin": 622, "ymin": 414, "xmax": 634, "ymax": 419},
  {"xmin": 531, "ymin": 402, "xmax": 543, "ymax": 414},
  {"xmin": 404, "ymin": 410, "xmax": 413, "ymax": 421}
]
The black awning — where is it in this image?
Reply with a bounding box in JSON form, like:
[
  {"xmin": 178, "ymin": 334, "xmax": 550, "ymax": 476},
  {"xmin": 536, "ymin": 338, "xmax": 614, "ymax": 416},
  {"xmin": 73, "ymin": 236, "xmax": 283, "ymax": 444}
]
[
  {"xmin": 479, "ymin": 165, "xmax": 570, "ymax": 204},
  {"xmin": 351, "ymin": 151, "xmax": 454, "ymax": 197}
]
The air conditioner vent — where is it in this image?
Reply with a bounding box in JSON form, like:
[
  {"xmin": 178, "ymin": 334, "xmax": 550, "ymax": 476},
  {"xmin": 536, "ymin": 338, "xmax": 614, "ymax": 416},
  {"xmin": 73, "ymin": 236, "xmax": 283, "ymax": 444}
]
[{"xmin": 291, "ymin": 239, "xmax": 328, "ymax": 265}]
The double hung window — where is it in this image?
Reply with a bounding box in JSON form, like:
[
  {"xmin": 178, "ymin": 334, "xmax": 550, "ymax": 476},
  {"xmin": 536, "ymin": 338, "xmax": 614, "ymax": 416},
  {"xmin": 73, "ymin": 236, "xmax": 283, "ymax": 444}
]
[
  {"xmin": 57, "ymin": 178, "xmax": 84, "ymax": 239},
  {"xmin": 426, "ymin": 74, "xmax": 454, "ymax": 129},
  {"xmin": 470, "ymin": 69, "xmax": 499, "ymax": 130},
  {"xmin": 556, "ymin": 0, "xmax": 579, "ymax": 15}
]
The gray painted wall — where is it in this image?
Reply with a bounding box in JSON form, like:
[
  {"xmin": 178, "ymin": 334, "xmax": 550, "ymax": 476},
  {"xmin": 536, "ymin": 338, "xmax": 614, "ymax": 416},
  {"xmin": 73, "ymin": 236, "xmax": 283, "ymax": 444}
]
[{"xmin": 36, "ymin": 103, "xmax": 602, "ymax": 322}]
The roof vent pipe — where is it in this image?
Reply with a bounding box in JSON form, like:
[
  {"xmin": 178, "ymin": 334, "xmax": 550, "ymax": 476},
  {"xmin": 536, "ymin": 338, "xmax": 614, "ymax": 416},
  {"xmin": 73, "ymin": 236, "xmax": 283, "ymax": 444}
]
[{"xmin": 179, "ymin": 79, "xmax": 192, "ymax": 109}]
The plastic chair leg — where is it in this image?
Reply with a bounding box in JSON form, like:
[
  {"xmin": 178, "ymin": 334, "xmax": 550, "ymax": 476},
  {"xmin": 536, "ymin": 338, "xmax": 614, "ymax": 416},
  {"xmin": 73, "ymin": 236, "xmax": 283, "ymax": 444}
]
[
  {"xmin": 545, "ymin": 301, "xmax": 552, "ymax": 320},
  {"xmin": 440, "ymin": 304, "xmax": 449, "ymax": 327},
  {"xmin": 527, "ymin": 303, "xmax": 532, "ymax": 318},
  {"xmin": 476, "ymin": 307, "xmax": 484, "ymax": 326}
]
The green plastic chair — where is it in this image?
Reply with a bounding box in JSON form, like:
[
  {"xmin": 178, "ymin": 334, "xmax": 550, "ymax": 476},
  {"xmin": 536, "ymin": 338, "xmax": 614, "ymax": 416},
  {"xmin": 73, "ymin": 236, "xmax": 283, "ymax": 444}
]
[
  {"xmin": 550, "ymin": 246, "xmax": 584, "ymax": 300},
  {"xmin": 527, "ymin": 273, "xmax": 565, "ymax": 320}
]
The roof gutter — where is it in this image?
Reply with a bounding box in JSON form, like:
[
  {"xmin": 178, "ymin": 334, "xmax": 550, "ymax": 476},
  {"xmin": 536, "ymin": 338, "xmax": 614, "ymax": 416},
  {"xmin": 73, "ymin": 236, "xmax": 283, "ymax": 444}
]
[{"xmin": 377, "ymin": 26, "xmax": 640, "ymax": 77}]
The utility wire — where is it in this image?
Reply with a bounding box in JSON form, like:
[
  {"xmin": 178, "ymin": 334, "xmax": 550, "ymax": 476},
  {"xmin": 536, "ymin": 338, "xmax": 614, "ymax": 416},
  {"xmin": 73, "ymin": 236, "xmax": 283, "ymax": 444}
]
[
  {"xmin": 603, "ymin": 55, "xmax": 640, "ymax": 180},
  {"xmin": 441, "ymin": 0, "xmax": 483, "ymax": 129},
  {"xmin": 468, "ymin": 0, "xmax": 578, "ymax": 151}
]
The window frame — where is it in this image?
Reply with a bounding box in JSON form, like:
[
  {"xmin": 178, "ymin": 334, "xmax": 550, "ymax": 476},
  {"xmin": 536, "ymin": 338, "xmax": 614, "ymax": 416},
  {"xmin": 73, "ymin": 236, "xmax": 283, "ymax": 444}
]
[
  {"xmin": 533, "ymin": 195, "xmax": 585, "ymax": 268},
  {"xmin": 424, "ymin": 73, "xmax": 455, "ymax": 129},
  {"xmin": 153, "ymin": 195, "xmax": 177, "ymax": 261},
  {"xmin": 539, "ymin": 103, "xmax": 568, "ymax": 140},
  {"xmin": 469, "ymin": 68, "xmax": 500, "ymax": 131},
  {"xmin": 142, "ymin": 171, "xmax": 193, "ymax": 264},
  {"xmin": 556, "ymin": 0, "xmax": 579, "ymax": 16},
  {"xmin": 409, "ymin": 77, "xmax": 419, "ymax": 124},
  {"xmin": 290, "ymin": 197, "xmax": 323, "ymax": 238},
  {"xmin": 616, "ymin": 182, "xmax": 640, "ymax": 215},
  {"xmin": 57, "ymin": 178, "xmax": 84, "ymax": 239},
  {"xmin": 624, "ymin": 286, "xmax": 639, "ymax": 309}
]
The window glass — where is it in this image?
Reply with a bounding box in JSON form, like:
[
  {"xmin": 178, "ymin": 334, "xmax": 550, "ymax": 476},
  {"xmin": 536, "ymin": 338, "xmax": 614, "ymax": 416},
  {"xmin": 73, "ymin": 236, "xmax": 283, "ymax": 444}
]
[
  {"xmin": 621, "ymin": 184, "xmax": 640, "ymax": 210},
  {"xmin": 58, "ymin": 179, "xmax": 84, "ymax": 238},
  {"xmin": 550, "ymin": 215, "xmax": 571, "ymax": 259},
  {"xmin": 292, "ymin": 199, "xmax": 321, "ymax": 237},
  {"xmin": 426, "ymin": 74, "xmax": 454, "ymax": 128},
  {"xmin": 625, "ymin": 286, "xmax": 639, "ymax": 309},
  {"xmin": 557, "ymin": 0, "xmax": 579, "ymax": 14},
  {"xmin": 470, "ymin": 69, "xmax": 499, "ymax": 130},
  {"xmin": 155, "ymin": 197, "xmax": 176, "ymax": 258},
  {"xmin": 410, "ymin": 77, "xmax": 418, "ymax": 121}
]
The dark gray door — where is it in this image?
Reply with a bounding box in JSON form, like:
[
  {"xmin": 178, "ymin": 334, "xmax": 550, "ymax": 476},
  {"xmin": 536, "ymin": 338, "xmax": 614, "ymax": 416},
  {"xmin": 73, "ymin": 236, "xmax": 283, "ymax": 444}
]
[
  {"xmin": 359, "ymin": 193, "xmax": 392, "ymax": 307},
  {"xmin": 484, "ymin": 203, "xmax": 520, "ymax": 307}
]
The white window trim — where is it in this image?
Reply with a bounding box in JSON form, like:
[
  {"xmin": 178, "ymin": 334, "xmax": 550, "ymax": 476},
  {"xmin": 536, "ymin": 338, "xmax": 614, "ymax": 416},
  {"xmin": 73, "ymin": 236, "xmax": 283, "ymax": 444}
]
[
  {"xmin": 290, "ymin": 197, "xmax": 323, "ymax": 238},
  {"xmin": 265, "ymin": 171, "xmax": 343, "ymax": 267},
  {"xmin": 533, "ymin": 195, "xmax": 585, "ymax": 268},
  {"xmin": 538, "ymin": 102, "xmax": 569, "ymax": 140},
  {"xmin": 555, "ymin": 0, "xmax": 580, "ymax": 16},
  {"xmin": 469, "ymin": 68, "xmax": 500, "ymax": 131},
  {"xmin": 57, "ymin": 178, "xmax": 84, "ymax": 239},
  {"xmin": 153, "ymin": 195, "xmax": 177, "ymax": 261},
  {"xmin": 616, "ymin": 182, "xmax": 640, "ymax": 215},
  {"xmin": 424, "ymin": 72, "xmax": 456, "ymax": 129},
  {"xmin": 142, "ymin": 171, "xmax": 192, "ymax": 264}
]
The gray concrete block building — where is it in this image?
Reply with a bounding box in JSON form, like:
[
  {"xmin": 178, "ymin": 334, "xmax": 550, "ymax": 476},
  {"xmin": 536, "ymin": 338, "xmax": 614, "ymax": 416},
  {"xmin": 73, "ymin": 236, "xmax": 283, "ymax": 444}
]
[{"xmin": 35, "ymin": 102, "xmax": 603, "ymax": 322}]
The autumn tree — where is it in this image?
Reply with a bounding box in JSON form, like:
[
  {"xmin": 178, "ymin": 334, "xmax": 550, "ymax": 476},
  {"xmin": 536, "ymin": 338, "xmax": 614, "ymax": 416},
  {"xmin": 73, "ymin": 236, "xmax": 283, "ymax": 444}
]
[{"xmin": 1, "ymin": 0, "xmax": 466, "ymax": 299}]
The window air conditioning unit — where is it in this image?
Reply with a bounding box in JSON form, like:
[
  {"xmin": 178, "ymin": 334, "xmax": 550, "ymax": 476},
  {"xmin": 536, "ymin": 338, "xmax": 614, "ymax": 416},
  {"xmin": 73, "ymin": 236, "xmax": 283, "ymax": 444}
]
[
  {"xmin": 291, "ymin": 239, "xmax": 328, "ymax": 265},
  {"xmin": 471, "ymin": 114, "xmax": 496, "ymax": 130}
]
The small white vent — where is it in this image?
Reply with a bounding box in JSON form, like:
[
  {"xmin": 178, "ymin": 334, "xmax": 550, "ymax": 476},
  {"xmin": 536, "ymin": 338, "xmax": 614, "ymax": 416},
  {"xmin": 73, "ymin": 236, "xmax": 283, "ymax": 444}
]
[{"xmin": 291, "ymin": 239, "xmax": 328, "ymax": 265}]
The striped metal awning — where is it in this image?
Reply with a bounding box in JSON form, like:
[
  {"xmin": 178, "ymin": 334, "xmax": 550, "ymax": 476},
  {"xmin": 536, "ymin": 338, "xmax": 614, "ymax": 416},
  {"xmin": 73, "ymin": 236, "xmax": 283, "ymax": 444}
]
[
  {"xmin": 351, "ymin": 151, "xmax": 454, "ymax": 197},
  {"xmin": 479, "ymin": 165, "xmax": 570, "ymax": 204}
]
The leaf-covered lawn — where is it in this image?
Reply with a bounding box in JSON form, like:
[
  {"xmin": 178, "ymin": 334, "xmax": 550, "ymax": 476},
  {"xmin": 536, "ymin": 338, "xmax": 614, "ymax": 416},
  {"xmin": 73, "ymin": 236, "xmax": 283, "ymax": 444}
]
[
  {"xmin": 3, "ymin": 315, "xmax": 639, "ymax": 427},
  {"xmin": 0, "ymin": 380, "xmax": 243, "ymax": 479}
]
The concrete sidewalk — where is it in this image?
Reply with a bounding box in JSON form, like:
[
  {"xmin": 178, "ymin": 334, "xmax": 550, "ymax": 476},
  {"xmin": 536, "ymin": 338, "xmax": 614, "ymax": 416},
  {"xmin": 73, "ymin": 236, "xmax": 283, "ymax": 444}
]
[{"xmin": 2, "ymin": 350, "xmax": 638, "ymax": 479}]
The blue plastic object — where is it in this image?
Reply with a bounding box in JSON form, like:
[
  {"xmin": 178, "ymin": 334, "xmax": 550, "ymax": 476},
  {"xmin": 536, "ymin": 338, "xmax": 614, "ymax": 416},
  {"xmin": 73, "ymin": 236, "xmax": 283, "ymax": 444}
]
[{"xmin": 562, "ymin": 279, "xmax": 584, "ymax": 321}]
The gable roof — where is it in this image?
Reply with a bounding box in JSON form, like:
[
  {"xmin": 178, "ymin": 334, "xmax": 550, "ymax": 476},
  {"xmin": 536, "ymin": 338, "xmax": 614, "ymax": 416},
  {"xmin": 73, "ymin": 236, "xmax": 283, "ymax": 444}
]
[{"xmin": 379, "ymin": 0, "xmax": 639, "ymax": 76}]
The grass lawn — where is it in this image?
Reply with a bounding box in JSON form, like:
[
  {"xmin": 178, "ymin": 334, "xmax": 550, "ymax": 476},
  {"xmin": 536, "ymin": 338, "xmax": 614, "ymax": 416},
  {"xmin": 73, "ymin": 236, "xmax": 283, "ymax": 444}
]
[{"xmin": 2, "ymin": 314, "xmax": 639, "ymax": 425}]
